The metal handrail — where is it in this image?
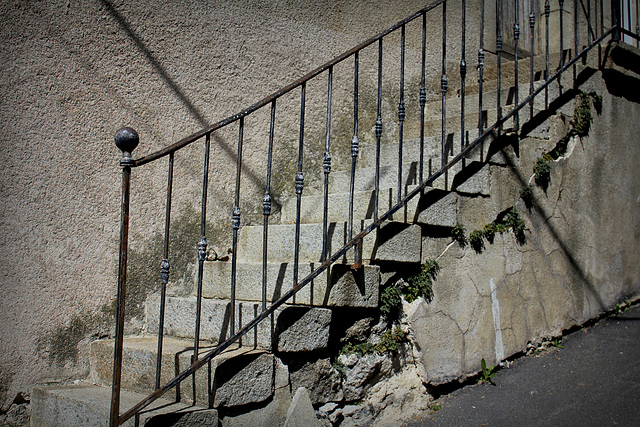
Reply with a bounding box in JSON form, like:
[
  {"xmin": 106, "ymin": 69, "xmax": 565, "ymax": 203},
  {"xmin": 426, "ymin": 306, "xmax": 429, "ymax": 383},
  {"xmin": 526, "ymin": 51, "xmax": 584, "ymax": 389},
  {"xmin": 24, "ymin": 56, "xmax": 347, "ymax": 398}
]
[{"xmin": 110, "ymin": 1, "xmax": 637, "ymax": 425}]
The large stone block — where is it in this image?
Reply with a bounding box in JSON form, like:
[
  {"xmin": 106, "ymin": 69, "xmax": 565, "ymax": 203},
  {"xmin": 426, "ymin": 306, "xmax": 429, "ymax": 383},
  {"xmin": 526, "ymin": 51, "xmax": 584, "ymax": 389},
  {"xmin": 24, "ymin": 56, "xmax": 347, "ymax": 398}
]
[
  {"xmin": 288, "ymin": 358, "xmax": 343, "ymax": 404},
  {"xmin": 413, "ymin": 188, "xmax": 458, "ymax": 227},
  {"xmin": 202, "ymin": 261, "xmax": 380, "ymax": 308},
  {"xmin": 275, "ymin": 306, "xmax": 332, "ymax": 353},
  {"xmin": 212, "ymin": 351, "xmax": 274, "ymax": 408},
  {"xmin": 284, "ymin": 388, "xmax": 323, "ymax": 427}
]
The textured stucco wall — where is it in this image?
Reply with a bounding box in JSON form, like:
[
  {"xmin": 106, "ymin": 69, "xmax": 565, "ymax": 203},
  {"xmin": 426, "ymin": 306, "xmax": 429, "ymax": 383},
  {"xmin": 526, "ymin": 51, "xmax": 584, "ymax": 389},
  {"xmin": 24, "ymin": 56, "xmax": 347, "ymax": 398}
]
[
  {"xmin": 409, "ymin": 62, "xmax": 640, "ymax": 384},
  {"xmin": 0, "ymin": 0, "xmax": 448, "ymax": 408}
]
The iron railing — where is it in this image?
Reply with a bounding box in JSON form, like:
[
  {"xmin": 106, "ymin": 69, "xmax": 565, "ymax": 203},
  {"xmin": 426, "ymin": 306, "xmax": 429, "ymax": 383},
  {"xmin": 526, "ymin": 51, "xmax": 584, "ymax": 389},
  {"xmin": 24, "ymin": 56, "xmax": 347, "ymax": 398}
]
[{"xmin": 109, "ymin": 0, "xmax": 639, "ymax": 425}]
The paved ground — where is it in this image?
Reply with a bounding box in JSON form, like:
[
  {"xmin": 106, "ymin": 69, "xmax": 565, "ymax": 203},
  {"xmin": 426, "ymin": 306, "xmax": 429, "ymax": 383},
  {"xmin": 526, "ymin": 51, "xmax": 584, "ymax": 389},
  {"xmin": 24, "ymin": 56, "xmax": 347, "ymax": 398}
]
[{"xmin": 407, "ymin": 304, "xmax": 640, "ymax": 427}]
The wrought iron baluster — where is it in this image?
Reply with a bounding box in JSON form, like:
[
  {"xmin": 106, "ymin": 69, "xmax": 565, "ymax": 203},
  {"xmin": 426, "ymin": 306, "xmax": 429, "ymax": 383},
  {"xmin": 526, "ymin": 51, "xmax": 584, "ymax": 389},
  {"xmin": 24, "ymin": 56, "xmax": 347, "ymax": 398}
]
[
  {"xmin": 478, "ymin": 0, "xmax": 485, "ymax": 136},
  {"xmin": 612, "ymin": 0, "xmax": 621, "ymax": 41},
  {"xmin": 398, "ymin": 24, "xmax": 406, "ymax": 203},
  {"xmin": 560, "ymin": 0, "xmax": 565, "ymax": 66},
  {"xmin": 322, "ymin": 67, "xmax": 333, "ymax": 262},
  {"xmin": 263, "ymin": 101, "xmax": 276, "ymax": 311},
  {"xmin": 530, "ymin": 7, "xmax": 536, "ymax": 119},
  {"xmin": 460, "ymin": 0, "xmax": 467, "ymax": 153},
  {"xmin": 514, "ymin": 1, "xmax": 520, "ymax": 131},
  {"xmin": 588, "ymin": 0, "xmax": 592, "ymax": 43},
  {"xmin": 294, "ymin": 85, "xmax": 305, "ymax": 293},
  {"xmin": 637, "ymin": 0, "xmax": 639, "ymax": 47},
  {"xmin": 231, "ymin": 118, "xmax": 244, "ymax": 336},
  {"xmin": 375, "ymin": 39, "xmax": 382, "ymax": 222},
  {"xmin": 349, "ymin": 53, "xmax": 360, "ymax": 265},
  {"xmin": 545, "ymin": 0, "xmax": 550, "ymax": 108},
  {"xmin": 155, "ymin": 151, "xmax": 174, "ymax": 390},
  {"xmin": 441, "ymin": 1, "xmax": 448, "ymax": 168},
  {"xmin": 110, "ymin": 127, "xmax": 138, "ymax": 427},
  {"xmin": 628, "ymin": 0, "xmax": 632, "ymax": 39},
  {"xmin": 420, "ymin": 12, "xmax": 427, "ymax": 183},
  {"xmin": 497, "ymin": 0, "xmax": 503, "ymax": 130},
  {"xmin": 193, "ymin": 132, "xmax": 211, "ymax": 404},
  {"xmin": 574, "ymin": 0, "xmax": 579, "ymax": 59},
  {"xmin": 601, "ymin": 0, "xmax": 604, "ymax": 37}
]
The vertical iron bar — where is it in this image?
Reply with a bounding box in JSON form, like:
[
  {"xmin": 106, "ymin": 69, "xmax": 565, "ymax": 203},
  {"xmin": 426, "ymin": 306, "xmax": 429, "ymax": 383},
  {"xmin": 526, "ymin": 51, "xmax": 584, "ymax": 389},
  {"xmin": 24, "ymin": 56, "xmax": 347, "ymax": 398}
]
[
  {"xmin": 529, "ymin": 6, "xmax": 536, "ymax": 119},
  {"xmin": 231, "ymin": 118, "xmax": 243, "ymax": 337},
  {"xmin": 560, "ymin": 0, "xmax": 565, "ymax": 66},
  {"xmin": 460, "ymin": 0, "xmax": 467, "ymax": 152},
  {"xmin": 193, "ymin": 132, "xmax": 211, "ymax": 404},
  {"xmin": 514, "ymin": 0, "xmax": 520, "ymax": 131},
  {"xmin": 294, "ymin": 85, "xmax": 305, "ymax": 290},
  {"xmin": 575, "ymin": 0, "xmax": 579, "ymax": 58},
  {"xmin": 375, "ymin": 39, "xmax": 383, "ymax": 222},
  {"xmin": 110, "ymin": 127, "xmax": 138, "ymax": 427},
  {"xmin": 398, "ymin": 25, "xmax": 406, "ymax": 203},
  {"xmin": 601, "ymin": 0, "xmax": 604, "ymax": 37},
  {"xmin": 322, "ymin": 67, "xmax": 333, "ymax": 262},
  {"xmin": 441, "ymin": 1, "xmax": 448, "ymax": 168},
  {"xmin": 545, "ymin": 0, "xmax": 550, "ymax": 107},
  {"xmin": 478, "ymin": 0, "xmax": 485, "ymax": 136},
  {"xmin": 263, "ymin": 101, "xmax": 276, "ymax": 311},
  {"xmin": 612, "ymin": 0, "xmax": 621, "ymax": 41},
  {"xmin": 628, "ymin": 0, "xmax": 632, "ymax": 39},
  {"xmin": 497, "ymin": 0, "xmax": 503, "ymax": 130},
  {"xmin": 349, "ymin": 54, "xmax": 359, "ymax": 241},
  {"xmin": 420, "ymin": 12, "xmax": 427, "ymax": 183},
  {"xmin": 587, "ymin": 0, "xmax": 595, "ymax": 44},
  {"xmin": 636, "ymin": 0, "xmax": 639, "ymax": 47},
  {"xmin": 155, "ymin": 152, "xmax": 174, "ymax": 390}
]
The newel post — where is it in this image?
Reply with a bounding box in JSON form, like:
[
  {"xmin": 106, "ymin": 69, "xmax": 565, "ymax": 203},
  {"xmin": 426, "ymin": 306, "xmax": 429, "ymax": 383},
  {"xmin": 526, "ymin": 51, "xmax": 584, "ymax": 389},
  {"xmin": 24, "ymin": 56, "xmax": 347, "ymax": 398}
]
[{"xmin": 110, "ymin": 127, "xmax": 138, "ymax": 427}]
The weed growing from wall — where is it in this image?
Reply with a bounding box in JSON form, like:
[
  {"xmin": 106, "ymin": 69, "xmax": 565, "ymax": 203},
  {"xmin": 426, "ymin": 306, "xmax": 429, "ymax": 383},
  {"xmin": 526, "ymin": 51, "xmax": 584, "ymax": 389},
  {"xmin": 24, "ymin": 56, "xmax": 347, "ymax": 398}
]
[
  {"xmin": 451, "ymin": 223, "xmax": 467, "ymax": 247},
  {"xmin": 534, "ymin": 91, "xmax": 601, "ymax": 190}
]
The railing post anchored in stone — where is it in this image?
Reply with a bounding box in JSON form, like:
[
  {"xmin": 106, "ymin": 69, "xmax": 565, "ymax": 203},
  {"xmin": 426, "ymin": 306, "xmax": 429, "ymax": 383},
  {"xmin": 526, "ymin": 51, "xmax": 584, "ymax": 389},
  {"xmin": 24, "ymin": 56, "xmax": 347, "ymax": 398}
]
[{"xmin": 110, "ymin": 127, "xmax": 138, "ymax": 427}]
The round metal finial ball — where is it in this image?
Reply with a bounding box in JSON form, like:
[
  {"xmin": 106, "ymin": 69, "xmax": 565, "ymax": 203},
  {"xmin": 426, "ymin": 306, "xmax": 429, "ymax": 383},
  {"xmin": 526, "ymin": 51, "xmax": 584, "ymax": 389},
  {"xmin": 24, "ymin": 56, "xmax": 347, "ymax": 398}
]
[{"xmin": 114, "ymin": 127, "xmax": 139, "ymax": 154}]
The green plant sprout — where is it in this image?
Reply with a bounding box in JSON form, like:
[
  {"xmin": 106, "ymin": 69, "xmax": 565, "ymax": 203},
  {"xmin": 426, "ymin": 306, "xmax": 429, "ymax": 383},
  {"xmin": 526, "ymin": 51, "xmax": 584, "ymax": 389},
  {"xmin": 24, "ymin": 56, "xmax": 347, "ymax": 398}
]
[{"xmin": 478, "ymin": 358, "xmax": 498, "ymax": 385}]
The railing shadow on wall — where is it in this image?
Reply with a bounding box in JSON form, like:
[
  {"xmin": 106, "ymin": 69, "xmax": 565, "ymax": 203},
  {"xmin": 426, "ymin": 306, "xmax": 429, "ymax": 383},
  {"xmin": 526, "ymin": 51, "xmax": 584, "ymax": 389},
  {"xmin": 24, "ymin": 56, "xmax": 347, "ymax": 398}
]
[{"xmin": 108, "ymin": 0, "xmax": 640, "ymax": 425}]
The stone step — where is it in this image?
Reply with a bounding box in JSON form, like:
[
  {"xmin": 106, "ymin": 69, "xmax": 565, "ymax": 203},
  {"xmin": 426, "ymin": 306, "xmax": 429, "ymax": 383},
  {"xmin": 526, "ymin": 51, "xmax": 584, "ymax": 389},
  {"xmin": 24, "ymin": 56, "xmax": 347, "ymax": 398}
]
[
  {"xmin": 280, "ymin": 185, "xmax": 458, "ymax": 227},
  {"xmin": 31, "ymin": 383, "xmax": 217, "ymax": 427},
  {"xmin": 202, "ymin": 261, "xmax": 380, "ymax": 308},
  {"xmin": 145, "ymin": 296, "xmax": 336, "ymax": 353},
  {"xmin": 236, "ymin": 220, "xmax": 422, "ymax": 264},
  {"xmin": 89, "ymin": 337, "xmax": 275, "ymax": 408}
]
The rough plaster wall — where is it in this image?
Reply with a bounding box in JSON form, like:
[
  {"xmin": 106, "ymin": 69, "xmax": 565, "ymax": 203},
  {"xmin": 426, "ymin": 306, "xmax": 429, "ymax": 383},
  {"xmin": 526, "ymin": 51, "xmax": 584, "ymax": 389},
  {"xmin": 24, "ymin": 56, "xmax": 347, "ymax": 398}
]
[
  {"xmin": 0, "ymin": 0, "xmax": 447, "ymax": 408},
  {"xmin": 410, "ymin": 69, "xmax": 640, "ymax": 384}
]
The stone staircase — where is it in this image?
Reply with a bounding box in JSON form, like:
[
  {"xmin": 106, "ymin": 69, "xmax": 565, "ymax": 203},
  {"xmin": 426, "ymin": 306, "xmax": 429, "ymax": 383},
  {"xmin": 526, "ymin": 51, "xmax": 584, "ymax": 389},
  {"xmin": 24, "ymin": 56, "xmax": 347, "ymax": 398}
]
[{"xmin": 32, "ymin": 54, "xmax": 574, "ymax": 425}]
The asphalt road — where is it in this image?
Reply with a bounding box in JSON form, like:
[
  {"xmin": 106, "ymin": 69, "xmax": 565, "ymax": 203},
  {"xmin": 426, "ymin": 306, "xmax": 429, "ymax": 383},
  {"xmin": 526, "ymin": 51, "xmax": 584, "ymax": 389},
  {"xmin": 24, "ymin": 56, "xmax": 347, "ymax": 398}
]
[{"xmin": 407, "ymin": 304, "xmax": 640, "ymax": 427}]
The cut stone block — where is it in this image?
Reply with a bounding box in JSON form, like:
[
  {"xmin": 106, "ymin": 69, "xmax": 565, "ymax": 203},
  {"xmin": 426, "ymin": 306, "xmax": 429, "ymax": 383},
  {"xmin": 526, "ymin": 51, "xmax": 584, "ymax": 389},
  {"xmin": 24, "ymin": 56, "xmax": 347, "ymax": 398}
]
[
  {"xmin": 326, "ymin": 162, "xmax": 420, "ymax": 195},
  {"xmin": 202, "ymin": 261, "xmax": 380, "ymax": 308},
  {"xmin": 275, "ymin": 306, "xmax": 332, "ymax": 352},
  {"xmin": 212, "ymin": 351, "xmax": 274, "ymax": 408},
  {"xmin": 413, "ymin": 188, "xmax": 458, "ymax": 227},
  {"xmin": 30, "ymin": 384, "xmax": 216, "ymax": 427},
  {"xmin": 452, "ymin": 162, "xmax": 491, "ymax": 195},
  {"xmin": 236, "ymin": 221, "xmax": 422, "ymax": 263},
  {"xmin": 288, "ymin": 358, "xmax": 343, "ymax": 404}
]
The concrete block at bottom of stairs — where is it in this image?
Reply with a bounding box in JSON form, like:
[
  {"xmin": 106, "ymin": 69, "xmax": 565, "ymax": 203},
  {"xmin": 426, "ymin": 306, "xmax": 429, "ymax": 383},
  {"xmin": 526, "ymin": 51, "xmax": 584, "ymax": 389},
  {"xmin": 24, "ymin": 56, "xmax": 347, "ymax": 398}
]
[
  {"xmin": 275, "ymin": 306, "xmax": 332, "ymax": 352},
  {"xmin": 89, "ymin": 337, "xmax": 274, "ymax": 408},
  {"xmin": 284, "ymin": 388, "xmax": 323, "ymax": 427},
  {"xmin": 146, "ymin": 295, "xmax": 273, "ymax": 348},
  {"xmin": 203, "ymin": 261, "xmax": 379, "ymax": 308},
  {"xmin": 236, "ymin": 221, "xmax": 421, "ymax": 263},
  {"xmin": 413, "ymin": 188, "xmax": 457, "ymax": 227},
  {"xmin": 30, "ymin": 384, "xmax": 216, "ymax": 427}
]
